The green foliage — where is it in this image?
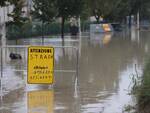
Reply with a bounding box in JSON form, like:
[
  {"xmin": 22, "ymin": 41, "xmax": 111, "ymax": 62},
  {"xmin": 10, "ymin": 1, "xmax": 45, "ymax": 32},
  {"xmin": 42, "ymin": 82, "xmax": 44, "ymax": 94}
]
[
  {"xmin": 2, "ymin": 0, "xmax": 150, "ymax": 27},
  {"xmin": 32, "ymin": 0, "xmax": 57, "ymax": 23},
  {"xmin": 132, "ymin": 58, "xmax": 150, "ymax": 111},
  {"xmin": 86, "ymin": 0, "xmax": 117, "ymax": 22},
  {"xmin": 56, "ymin": 0, "xmax": 84, "ymax": 19},
  {"xmin": 7, "ymin": 0, "xmax": 29, "ymax": 26},
  {"xmin": 123, "ymin": 104, "xmax": 136, "ymax": 113},
  {"xmin": 139, "ymin": 0, "xmax": 150, "ymax": 19},
  {"xmin": 85, "ymin": 0, "xmax": 150, "ymax": 22},
  {"xmin": 32, "ymin": 0, "xmax": 84, "ymax": 39},
  {"xmin": 32, "ymin": 0, "xmax": 84, "ymax": 21},
  {"xmin": 6, "ymin": 24, "xmax": 22, "ymax": 39},
  {"xmin": 3, "ymin": 0, "xmax": 150, "ymax": 40},
  {"xmin": 106, "ymin": 0, "xmax": 131, "ymax": 22},
  {"xmin": 81, "ymin": 21, "xmax": 90, "ymax": 32},
  {"xmin": 56, "ymin": 0, "xmax": 84, "ymax": 38},
  {"xmin": 108, "ymin": 0, "xmax": 150, "ymax": 21},
  {"xmin": 0, "ymin": 0, "xmax": 7, "ymax": 6},
  {"xmin": 139, "ymin": 59, "xmax": 150, "ymax": 96},
  {"xmin": 6, "ymin": 22, "xmax": 70, "ymax": 39}
]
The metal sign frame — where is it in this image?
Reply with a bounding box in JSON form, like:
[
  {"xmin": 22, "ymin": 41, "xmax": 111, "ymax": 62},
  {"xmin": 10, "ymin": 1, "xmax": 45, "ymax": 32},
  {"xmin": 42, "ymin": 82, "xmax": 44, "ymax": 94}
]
[{"xmin": 0, "ymin": 45, "xmax": 79, "ymax": 85}]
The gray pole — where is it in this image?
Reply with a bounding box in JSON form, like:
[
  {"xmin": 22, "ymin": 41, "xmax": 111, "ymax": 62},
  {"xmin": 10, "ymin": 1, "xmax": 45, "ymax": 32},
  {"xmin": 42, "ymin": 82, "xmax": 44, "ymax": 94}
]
[
  {"xmin": 78, "ymin": 17, "xmax": 81, "ymax": 57},
  {"xmin": 137, "ymin": 11, "xmax": 140, "ymax": 30},
  {"xmin": 1, "ymin": 48, "xmax": 3, "ymax": 78}
]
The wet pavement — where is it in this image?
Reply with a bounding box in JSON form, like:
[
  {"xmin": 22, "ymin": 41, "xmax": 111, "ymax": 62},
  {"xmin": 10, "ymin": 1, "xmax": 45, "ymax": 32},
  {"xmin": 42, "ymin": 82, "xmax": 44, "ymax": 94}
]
[{"xmin": 0, "ymin": 28, "xmax": 150, "ymax": 113}]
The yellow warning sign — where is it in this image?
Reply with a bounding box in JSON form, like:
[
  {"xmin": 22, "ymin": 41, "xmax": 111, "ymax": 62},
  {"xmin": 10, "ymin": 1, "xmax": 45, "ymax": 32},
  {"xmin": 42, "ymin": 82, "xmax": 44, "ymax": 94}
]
[
  {"xmin": 28, "ymin": 46, "xmax": 54, "ymax": 84},
  {"xmin": 28, "ymin": 90, "xmax": 54, "ymax": 113}
]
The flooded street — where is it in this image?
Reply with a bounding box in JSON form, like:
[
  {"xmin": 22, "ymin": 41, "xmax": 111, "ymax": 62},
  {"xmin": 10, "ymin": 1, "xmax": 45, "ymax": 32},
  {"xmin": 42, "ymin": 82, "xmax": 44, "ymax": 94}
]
[{"xmin": 0, "ymin": 29, "xmax": 150, "ymax": 113}]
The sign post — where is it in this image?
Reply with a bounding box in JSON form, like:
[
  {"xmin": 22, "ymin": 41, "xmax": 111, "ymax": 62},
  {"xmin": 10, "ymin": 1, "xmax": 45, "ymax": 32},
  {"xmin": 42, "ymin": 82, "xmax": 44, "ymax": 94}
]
[{"xmin": 28, "ymin": 46, "xmax": 54, "ymax": 84}]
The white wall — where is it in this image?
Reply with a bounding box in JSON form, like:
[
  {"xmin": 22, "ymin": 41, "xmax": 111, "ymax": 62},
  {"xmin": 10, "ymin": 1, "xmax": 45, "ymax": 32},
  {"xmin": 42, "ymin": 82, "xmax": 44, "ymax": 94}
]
[{"xmin": 0, "ymin": 5, "xmax": 13, "ymax": 23}]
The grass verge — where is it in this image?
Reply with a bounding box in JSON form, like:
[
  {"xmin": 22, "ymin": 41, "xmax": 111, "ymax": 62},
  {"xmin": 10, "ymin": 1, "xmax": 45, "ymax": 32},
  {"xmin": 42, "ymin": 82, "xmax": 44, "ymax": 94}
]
[{"xmin": 133, "ymin": 59, "xmax": 150, "ymax": 113}]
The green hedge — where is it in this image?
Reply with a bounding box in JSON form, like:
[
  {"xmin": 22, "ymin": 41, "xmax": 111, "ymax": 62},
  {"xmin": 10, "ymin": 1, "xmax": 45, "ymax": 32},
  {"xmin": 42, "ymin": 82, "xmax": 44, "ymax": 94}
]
[
  {"xmin": 6, "ymin": 22, "xmax": 70, "ymax": 40},
  {"xmin": 134, "ymin": 58, "xmax": 150, "ymax": 112},
  {"xmin": 81, "ymin": 21, "xmax": 90, "ymax": 32},
  {"xmin": 6, "ymin": 21, "xmax": 91, "ymax": 40}
]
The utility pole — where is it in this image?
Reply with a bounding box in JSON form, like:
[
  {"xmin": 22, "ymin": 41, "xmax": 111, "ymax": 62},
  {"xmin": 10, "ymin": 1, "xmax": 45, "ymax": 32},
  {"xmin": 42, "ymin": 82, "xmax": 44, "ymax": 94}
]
[
  {"xmin": 137, "ymin": 0, "xmax": 141, "ymax": 30},
  {"xmin": 78, "ymin": 17, "xmax": 81, "ymax": 57},
  {"xmin": 137, "ymin": 11, "xmax": 140, "ymax": 30}
]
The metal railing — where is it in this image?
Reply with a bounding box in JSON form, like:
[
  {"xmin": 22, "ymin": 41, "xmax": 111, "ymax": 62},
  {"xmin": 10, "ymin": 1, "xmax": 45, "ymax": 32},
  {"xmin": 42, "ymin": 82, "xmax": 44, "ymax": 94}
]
[{"xmin": 0, "ymin": 45, "xmax": 79, "ymax": 78}]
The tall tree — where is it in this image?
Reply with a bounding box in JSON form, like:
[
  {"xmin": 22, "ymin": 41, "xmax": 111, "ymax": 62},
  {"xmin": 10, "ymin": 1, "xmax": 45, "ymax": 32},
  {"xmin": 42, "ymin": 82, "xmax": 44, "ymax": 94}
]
[
  {"xmin": 32, "ymin": 0, "xmax": 56, "ymax": 23},
  {"xmin": 0, "ymin": 0, "xmax": 7, "ymax": 6},
  {"xmin": 129, "ymin": 0, "xmax": 150, "ymax": 19},
  {"xmin": 32, "ymin": 0, "xmax": 57, "ymax": 43},
  {"xmin": 104, "ymin": 0, "xmax": 150, "ymax": 22},
  {"xmin": 7, "ymin": 0, "xmax": 29, "ymax": 26},
  {"xmin": 87, "ymin": 0, "xmax": 116, "ymax": 23},
  {"xmin": 105, "ymin": 0, "xmax": 131, "ymax": 22},
  {"xmin": 32, "ymin": 0, "xmax": 84, "ymax": 39},
  {"xmin": 56, "ymin": 0, "xmax": 84, "ymax": 39}
]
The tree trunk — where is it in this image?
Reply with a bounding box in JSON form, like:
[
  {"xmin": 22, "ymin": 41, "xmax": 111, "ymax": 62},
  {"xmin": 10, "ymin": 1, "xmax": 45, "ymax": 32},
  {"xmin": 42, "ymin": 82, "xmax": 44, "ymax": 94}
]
[
  {"xmin": 137, "ymin": 11, "xmax": 140, "ymax": 29},
  {"xmin": 93, "ymin": 10, "xmax": 99, "ymax": 23},
  {"xmin": 128, "ymin": 15, "xmax": 131, "ymax": 28},
  {"xmin": 94, "ymin": 15, "xmax": 99, "ymax": 23},
  {"xmin": 42, "ymin": 21, "xmax": 44, "ymax": 44},
  {"xmin": 61, "ymin": 17, "xmax": 65, "ymax": 39}
]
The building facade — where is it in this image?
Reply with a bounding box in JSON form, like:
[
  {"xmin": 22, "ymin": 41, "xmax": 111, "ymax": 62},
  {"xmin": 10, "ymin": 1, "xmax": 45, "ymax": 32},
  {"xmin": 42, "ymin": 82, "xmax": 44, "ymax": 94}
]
[{"xmin": 0, "ymin": 0, "xmax": 32, "ymax": 40}]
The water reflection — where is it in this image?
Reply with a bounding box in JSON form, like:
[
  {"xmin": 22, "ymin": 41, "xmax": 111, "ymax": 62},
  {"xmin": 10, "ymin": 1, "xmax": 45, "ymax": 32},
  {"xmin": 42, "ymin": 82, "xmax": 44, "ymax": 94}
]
[
  {"xmin": 28, "ymin": 90, "xmax": 54, "ymax": 113},
  {"xmin": 90, "ymin": 33, "xmax": 113, "ymax": 46},
  {"xmin": 54, "ymin": 72, "xmax": 80, "ymax": 113},
  {"xmin": 1, "ymin": 30, "xmax": 150, "ymax": 113},
  {"xmin": 1, "ymin": 87, "xmax": 26, "ymax": 113},
  {"xmin": 80, "ymin": 31, "xmax": 150, "ymax": 112}
]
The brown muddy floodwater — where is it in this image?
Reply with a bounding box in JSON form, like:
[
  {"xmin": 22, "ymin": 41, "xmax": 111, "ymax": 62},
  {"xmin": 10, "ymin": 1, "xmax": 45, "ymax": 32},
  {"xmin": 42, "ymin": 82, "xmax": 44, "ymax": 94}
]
[{"xmin": 0, "ymin": 29, "xmax": 150, "ymax": 113}]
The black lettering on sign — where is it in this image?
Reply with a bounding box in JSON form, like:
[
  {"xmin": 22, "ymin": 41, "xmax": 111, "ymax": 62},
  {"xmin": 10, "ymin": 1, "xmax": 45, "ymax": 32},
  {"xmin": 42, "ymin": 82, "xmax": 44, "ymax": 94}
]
[
  {"xmin": 40, "ymin": 55, "xmax": 43, "ymax": 59},
  {"xmin": 30, "ymin": 54, "xmax": 53, "ymax": 60},
  {"xmin": 40, "ymin": 54, "xmax": 49, "ymax": 59},
  {"xmin": 44, "ymin": 55, "xmax": 48, "ymax": 59},
  {"xmin": 30, "ymin": 48, "xmax": 52, "ymax": 53},
  {"xmin": 34, "ymin": 66, "xmax": 48, "ymax": 69},
  {"xmin": 35, "ymin": 55, "xmax": 38, "ymax": 59}
]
